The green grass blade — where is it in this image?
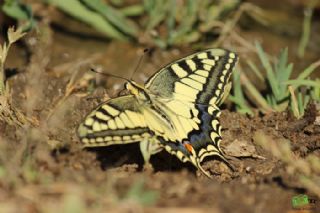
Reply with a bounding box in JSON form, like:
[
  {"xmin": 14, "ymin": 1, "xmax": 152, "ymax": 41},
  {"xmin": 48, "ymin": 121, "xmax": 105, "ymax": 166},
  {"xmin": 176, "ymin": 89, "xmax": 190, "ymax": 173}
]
[
  {"xmin": 168, "ymin": 0, "xmax": 198, "ymax": 45},
  {"xmin": 46, "ymin": 0, "xmax": 127, "ymax": 40},
  {"xmin": 233, "ymin": 69, "xmax": 243, "ymax": 99},
  {"xmin": 120, "ymin": 5, "xmax": 145, "ymax": 17},
  {"xmin": 241, "ymin": 72, "xmax": 273, "ymax": 113},
  {"xmin": 2, "ymin": 0, "xmax": 30, "ymax": 20},
  {"xmin": 276, "ymin": 48, "xmax": 288, "ymax": 81},
  {"xmin": 166, "ymin": 0, "xmax": 177, "ymax": 43},
  {"xmin": 278, "ymin": 63, "xmax": 293, "ymax": 100},
  {"xmin": 143, "ymin": 0, "xmax": 154, "ymax": 12},
  {"xmin": 2, "ymin": 0, "xmax": 36, "ymax": 31},
  {"xmin": 284, "ymin": 63, "xmax": 294, "ymax": 82},
  {"xmin": 276, "ymin": 48, "xmax": 293, "ymax": 86},
  {"xmin": 228, "ymin": 95, "xmax": 253, "ymax": 114},
  {"xmin": 81, "ymin": 0, "xmax": 139, "ymax": 37},
  {"xmin": 145, "ymin": 0, "xmax": 168, "ymax": 30},
  {"xmin": 272, "ymin": 48, "xmax": 293, "ymax": 101},
  {"xmin": 255, "ymin": 42, "xmax": 280, "ymax": 99},
  {"xmin": 297, "ymin": 60, "xmax": 320, "ymax": 80},
  {"xmin": 312, "ymin": 79, "xmax": 320, "ymax": 100},
  {"xmin": 298, "ymin": 0, "xmax": 316, "ymax": 57},
  {"xmin": 229, "ymin": 68, "xmax": 253, "ymax": 115},
  {"xmin": 283, "ymin": 79, "xmax": 320, "ymax": 87}
]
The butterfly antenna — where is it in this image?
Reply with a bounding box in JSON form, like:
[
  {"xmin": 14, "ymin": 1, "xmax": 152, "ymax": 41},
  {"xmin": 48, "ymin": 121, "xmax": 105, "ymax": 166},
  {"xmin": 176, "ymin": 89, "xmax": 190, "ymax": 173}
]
[
  {"xmin": 129, "ymin": 48, "xmax": 149, "ymax": 81},
  {"xmin": 90, "ymin": 67, "xmax": 129, "ymax": 82}
]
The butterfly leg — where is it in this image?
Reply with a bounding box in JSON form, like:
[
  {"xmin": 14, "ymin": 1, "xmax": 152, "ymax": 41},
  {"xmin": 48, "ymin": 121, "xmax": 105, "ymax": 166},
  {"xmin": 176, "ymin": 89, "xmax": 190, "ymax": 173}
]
[{"xmin": 139, "ymin": 137, "xmax": 163, "ymax": 169}]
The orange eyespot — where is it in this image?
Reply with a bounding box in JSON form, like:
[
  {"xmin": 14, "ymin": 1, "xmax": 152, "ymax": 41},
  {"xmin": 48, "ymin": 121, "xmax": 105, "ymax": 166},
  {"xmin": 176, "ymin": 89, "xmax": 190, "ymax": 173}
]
[{"xmin": 184, "ymin": 143, "xmax": 193, "ymax": 153}]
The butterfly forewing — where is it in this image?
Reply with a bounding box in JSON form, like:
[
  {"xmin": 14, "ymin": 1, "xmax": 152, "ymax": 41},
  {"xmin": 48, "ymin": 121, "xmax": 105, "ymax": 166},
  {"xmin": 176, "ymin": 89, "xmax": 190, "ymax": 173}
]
[
  {"xmin": 78, "ymin": 95, "xmax": 152, "ymax": 146},
  {"xmin": 145, "ymin": 49, "xmax": 237, "ymax": 106}
]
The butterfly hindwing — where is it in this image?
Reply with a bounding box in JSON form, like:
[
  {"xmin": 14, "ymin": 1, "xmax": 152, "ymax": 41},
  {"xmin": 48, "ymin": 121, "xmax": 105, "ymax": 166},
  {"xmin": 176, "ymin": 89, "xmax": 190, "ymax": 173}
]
[{"xmin": 158, "ymin": 104, "xmax": 224, "ymax": 169}]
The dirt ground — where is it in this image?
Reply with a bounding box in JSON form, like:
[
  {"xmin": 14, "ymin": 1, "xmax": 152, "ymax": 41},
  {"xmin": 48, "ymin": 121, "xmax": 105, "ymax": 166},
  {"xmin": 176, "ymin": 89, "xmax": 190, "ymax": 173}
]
[{"xmin": 1, "ymin": 8, "xmax": 320, "ymax": 213}]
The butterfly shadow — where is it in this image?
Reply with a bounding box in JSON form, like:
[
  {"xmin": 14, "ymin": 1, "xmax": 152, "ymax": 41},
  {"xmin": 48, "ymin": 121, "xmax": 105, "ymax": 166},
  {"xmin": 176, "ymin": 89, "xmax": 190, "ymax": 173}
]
[
  {"xmin": 86, "ymin": 145, "xmax": 199, "ymax": 175},
  {"xmin": 149, "ymin": 151, "xmax": 198, "ymax": 174},
  {"xmin": 87, "ymin": 143, "xmax": 145, "ymax": 171}
]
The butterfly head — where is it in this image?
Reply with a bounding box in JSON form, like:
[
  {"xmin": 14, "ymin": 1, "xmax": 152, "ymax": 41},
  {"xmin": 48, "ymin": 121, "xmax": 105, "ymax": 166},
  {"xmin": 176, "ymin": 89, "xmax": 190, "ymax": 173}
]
[
  {"xmin": 125, "ymin": 81, "xmax": 139, "ymax": 95},
  {"xmin": 125, "ymin": 81, "xmax": 151, "ymax": 103}
]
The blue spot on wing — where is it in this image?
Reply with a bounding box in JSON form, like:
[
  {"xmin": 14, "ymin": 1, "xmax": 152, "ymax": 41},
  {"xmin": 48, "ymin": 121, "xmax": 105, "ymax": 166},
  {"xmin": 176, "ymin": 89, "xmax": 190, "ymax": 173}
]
[{"xmin": 188, "ymin": 105, "xmax": 219, "ymax": 151}]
